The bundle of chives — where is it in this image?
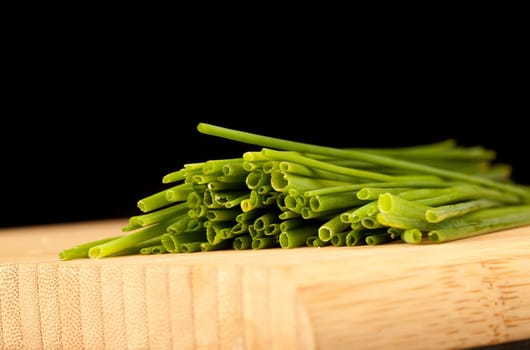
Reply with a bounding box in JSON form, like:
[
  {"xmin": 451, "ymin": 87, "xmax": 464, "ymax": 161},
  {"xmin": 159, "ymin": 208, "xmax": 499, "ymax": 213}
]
[{"xmin": 59, "ymin": 123, "xmax": 530, "ymax": 260}]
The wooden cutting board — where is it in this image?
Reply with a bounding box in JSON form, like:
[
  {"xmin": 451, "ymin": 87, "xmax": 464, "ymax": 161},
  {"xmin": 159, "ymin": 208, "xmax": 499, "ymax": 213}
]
[{"xmin": 0, "ymin": 218, "xmax": 529, "ymax": 350}]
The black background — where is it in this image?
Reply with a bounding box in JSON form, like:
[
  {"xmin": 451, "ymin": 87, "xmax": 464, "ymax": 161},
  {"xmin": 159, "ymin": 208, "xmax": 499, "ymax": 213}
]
[{"xmin": 1, "ymin": 31, "xmax": 528, "ymax": 228}]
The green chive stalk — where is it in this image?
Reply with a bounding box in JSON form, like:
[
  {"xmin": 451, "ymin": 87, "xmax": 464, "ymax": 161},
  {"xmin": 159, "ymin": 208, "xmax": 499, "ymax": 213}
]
[
  {"xmin": 304, "ymin": 179, "xmax": 451, "ymax": 197},
  {"xmin": 348, "ymin": 201, "xmax": 379, "ymax": 224},
  {"xmin": 428, "ymin": 205, "xmax": 530, "ymax": 243},
  {"xmin": 252, "ymin": 237, "xmax": 276, "ymax": 249},
  {"xmin": 308, "ymin": 193, "xmax": 364, "ymax": 212},
  {"xmin": 425, "ymin": 199, "xmax": 501, "ymax": 223},
  {"xmin": 318, "ymin": 213, "xmax": 352, "ymax": 241},
  {"xmin": 401, "ymin": 229, "xmax": 423, "ymax": 244},
  {"xmin": 378, "ymin": 193, "xmax": 431, "ymax": 221},
  {"xmin": 278, "ymin": 210, "xmax": 301, "ymax": 220},
  {"xmin": 233, "ymin": 235, "xmax": 252, "ymax": 250},
  {"xmin": 165, "ymin": 183, "xmax": 195, "ymax": 202},
  {"xmin": 161, "ymin": 230, "xmax": 208, "ymax": 254},
  {"xmin": 279, "ymin": 225, "xmax": 319, "ymax": 248},
  {"xmin": 365, "ymin": 231, "xmax": 393, "ymax": 245},
  {"xmin": 166, "ymin": 215, "xmax": 192, "ymax": 234},
  {"xmin": 201, "ymin": 240, "xmax": 234, "ymax": 252},
  {"xmin": 202, "ymin": 158, "xmax": 243, "ymax": 175},
  {"xmin": 137, "ymin": 188, "xmax": 174, "ymax": 213},
  {"xmin": 140, "ymin": 244, "xmax": 167, "ymax": 255},
  {"xmin": 311, "ymin": 237, "xmax": 331, "ymax": 247},
  {"xmin": 270, "ymin": 170, "xmax": 353, "ymax": 195},
  {"xmin": 330, "ymin": 230, "xmax": 349, "ymax": 247},
  {"xmin": 345, "ymin": 229, "xmax": 365, "ymax": 246},
  {"xmin": 89, "ymin": 221, "xmax": 169, "ymax": 258},
  {"xmin": 130, "ymin": 202, "xmax": 189, "ymax": 227},
  {"xmin": 59, "ymin": 235, "xmax": 124, "ymax": 260},
  {"xmin": 180, "ymin": 242, "xmax": 202, "ymax": 253},
  {"xmin": 253, "ymin": 212, "xmax": 279, "ymax": 231}
]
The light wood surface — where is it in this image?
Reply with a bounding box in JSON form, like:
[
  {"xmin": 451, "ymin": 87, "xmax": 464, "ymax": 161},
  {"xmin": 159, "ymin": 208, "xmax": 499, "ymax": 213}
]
[{"xmin": 0, "ymin": 218, "xmax": 529, "ymax": 349}]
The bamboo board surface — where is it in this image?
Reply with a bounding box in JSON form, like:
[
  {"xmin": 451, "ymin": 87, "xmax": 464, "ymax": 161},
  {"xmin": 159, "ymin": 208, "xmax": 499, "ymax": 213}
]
[{"xmin": 0, "ymin": 218, "xmax": 529, "ymax": 349}]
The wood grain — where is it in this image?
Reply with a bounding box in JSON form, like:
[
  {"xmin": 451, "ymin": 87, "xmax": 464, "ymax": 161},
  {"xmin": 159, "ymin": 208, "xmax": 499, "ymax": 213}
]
[{"xmin": 0, "ymin": 219, "xmax": 529, "ymax": 349}]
